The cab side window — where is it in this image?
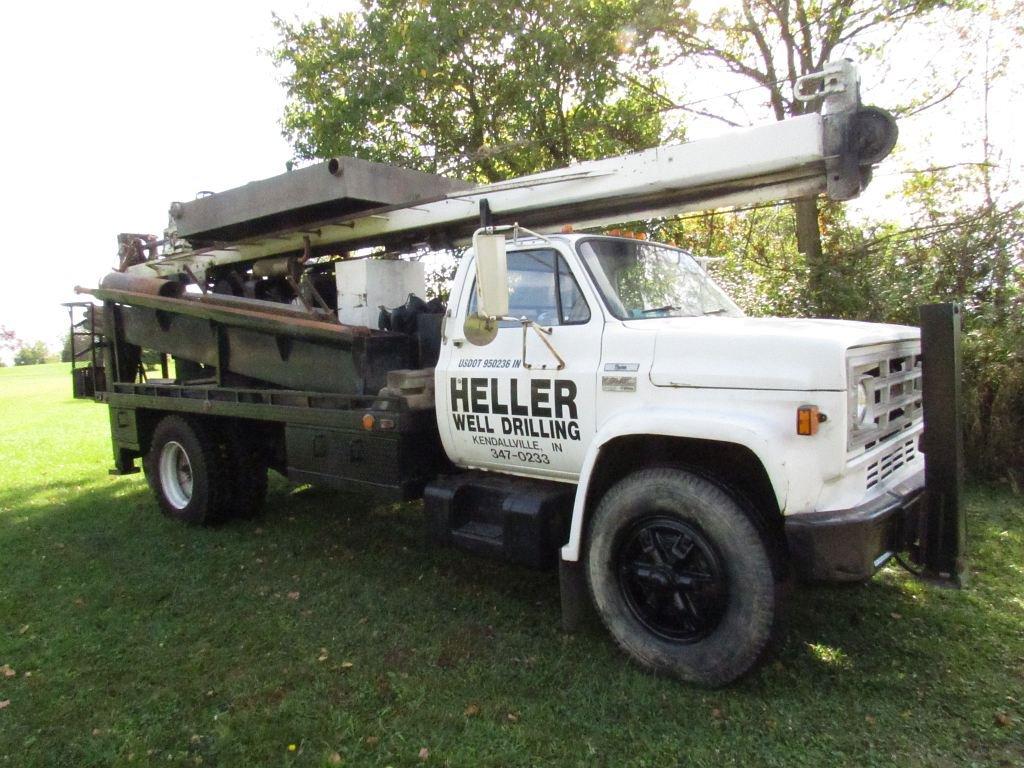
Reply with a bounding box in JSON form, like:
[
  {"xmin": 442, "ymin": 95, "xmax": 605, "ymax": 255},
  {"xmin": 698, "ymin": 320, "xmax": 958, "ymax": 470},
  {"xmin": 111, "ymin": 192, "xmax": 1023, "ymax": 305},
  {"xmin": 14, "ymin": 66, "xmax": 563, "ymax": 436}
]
[{"xmin": 470, "ymin": 249, "xmax": 590, "ymax": 326}]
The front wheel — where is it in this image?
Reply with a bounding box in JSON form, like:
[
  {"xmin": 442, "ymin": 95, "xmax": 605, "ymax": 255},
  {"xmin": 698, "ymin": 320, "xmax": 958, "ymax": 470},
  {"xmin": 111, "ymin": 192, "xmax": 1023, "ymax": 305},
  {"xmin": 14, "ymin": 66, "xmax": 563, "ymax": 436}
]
[{"xmin": 586, "ymin": 468, "xmax": 776, "ymax": 687}]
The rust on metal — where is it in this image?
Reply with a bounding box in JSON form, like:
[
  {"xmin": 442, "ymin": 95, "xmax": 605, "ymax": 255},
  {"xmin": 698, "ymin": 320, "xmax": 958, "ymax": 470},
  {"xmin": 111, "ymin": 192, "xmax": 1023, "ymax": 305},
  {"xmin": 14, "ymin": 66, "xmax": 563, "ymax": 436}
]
[
  {"xmin": 75, "ymin": 285, "xmax": 368, "ymax": 342},
  {"xmin": 99, "ymin": 271, "xmax": 185, "ymax": 298}
]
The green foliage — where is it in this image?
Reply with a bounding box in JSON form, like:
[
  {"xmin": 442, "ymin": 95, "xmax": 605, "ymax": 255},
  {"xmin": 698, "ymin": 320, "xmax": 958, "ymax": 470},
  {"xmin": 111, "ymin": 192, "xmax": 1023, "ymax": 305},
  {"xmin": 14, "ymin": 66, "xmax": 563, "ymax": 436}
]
[
  {"xmin": 13, "ymin": 341, "xmax": 49, "ymax": 367},
  {"xmin": 654, "ymin": 164, "xmax": 1024, "ymax": 483},
  {"xmin": 964, "ymin": 324, "xmax": 1024, "ymax": 488},
  {"xmin": 272, "ymin": 0, "xmax": 677, "ymax": 182},
  {"xmin": 884, "ymin": 166, "xmax": 1023, "ymax": 484},
  {"xmin": 60, "ymin": 333, "xmax": 73, "ymax": 364},
  {"xmin": 1, "ymin": 363, "xmax": 1023, "ymax": 765},
  {"xmin": 653, "ymin": 206, "xmax": 808, "ymax": 317},
  {"xmin": 425, "ymin": 259, "xmax": 459, "ymax": 302}
]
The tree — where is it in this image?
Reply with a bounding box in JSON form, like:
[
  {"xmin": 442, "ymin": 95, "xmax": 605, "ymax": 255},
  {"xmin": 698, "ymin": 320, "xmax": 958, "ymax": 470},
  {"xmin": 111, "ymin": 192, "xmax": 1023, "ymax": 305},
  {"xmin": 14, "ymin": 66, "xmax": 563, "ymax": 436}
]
[
  {"xmin": 652, "ymin": 204, "xmax": 805, "ymax": 316},
  {"xmin": 0, "ymin": 325, "xmax": 15, "ymax": 353},
  {"xmin": 272, "ymin": 0, "xmax": 677, "ymax": 183},
  {"xmin": 14, "ymin": 341, "xmax": 49, "ymax": 366},
  {"xmin": 61, "ymin": 332, "xmax": 74, "ymax": 363},
  {"xmin": 663, "ymin": 0, "xmax": 953, "ymax": 313}
]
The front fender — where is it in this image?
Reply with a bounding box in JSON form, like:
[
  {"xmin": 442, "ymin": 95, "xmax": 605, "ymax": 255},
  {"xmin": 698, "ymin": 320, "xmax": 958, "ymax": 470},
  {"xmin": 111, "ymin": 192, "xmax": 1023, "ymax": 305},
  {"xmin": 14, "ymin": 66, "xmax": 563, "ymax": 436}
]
[{"xmin": 559, "ymin": 407, "xmax": 789, "ymax": 561}]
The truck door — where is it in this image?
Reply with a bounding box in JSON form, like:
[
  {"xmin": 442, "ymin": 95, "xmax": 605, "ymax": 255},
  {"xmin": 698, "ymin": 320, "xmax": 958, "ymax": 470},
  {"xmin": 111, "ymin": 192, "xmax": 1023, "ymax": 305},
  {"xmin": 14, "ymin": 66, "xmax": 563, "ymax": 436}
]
[{"xmin": 438, "ymin": 245, "xmax": 600, "ymax": 481}]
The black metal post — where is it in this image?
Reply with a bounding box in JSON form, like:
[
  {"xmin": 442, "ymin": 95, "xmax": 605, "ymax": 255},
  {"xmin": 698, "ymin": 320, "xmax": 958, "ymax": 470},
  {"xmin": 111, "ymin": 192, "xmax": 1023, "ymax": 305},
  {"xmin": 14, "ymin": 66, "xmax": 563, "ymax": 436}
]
[
  {"xmin": 215, "ymin": 323, "xmax": 229, "ymax": 387},
  {"xmin": 916, "ymin": 303, "xmax": 966, "ymax": 585},
  {"xmin": 103, "ymin": 302, "xmax": 121, "ymax": 388}
]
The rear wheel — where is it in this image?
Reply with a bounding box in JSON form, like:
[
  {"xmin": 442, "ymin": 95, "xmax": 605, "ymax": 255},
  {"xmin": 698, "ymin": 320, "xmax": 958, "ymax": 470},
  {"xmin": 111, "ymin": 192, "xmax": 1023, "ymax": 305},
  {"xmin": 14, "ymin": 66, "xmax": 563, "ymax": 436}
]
[
  {"xmin": 144, "ymin": 416, "xmax": 229, "ymax": 524},
  {"xmin": 586, "ymin": 468, "xmax": 776, "ymax": 686}
]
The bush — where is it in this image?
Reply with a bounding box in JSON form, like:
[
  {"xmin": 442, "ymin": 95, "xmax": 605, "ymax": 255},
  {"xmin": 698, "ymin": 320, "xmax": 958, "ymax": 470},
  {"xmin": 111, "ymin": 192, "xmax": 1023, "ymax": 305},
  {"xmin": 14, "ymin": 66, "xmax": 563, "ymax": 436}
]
[
  {"xmin": 14, "ymin": 341, "xmax": 50, "ymax": 366},
  {"xmin": 963, "ymin": 327, "xmax": 1024, "ymax": 489}
]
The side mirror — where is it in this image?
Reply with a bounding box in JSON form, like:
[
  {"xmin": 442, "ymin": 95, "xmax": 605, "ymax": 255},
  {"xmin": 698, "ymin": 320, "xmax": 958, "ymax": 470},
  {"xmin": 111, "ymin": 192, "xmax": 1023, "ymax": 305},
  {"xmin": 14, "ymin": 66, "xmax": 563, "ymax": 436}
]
[{"xmin": 473, "ymin": 231, "xmax": 509, "ymax": 319}]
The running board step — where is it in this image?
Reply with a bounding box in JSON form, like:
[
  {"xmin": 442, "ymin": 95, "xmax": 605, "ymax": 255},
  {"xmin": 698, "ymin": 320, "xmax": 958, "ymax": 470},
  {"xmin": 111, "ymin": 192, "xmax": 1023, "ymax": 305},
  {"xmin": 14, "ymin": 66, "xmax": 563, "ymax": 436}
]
[{"xmin": 423, "ymin": 472, "xmax": 575, "ymax": 569}]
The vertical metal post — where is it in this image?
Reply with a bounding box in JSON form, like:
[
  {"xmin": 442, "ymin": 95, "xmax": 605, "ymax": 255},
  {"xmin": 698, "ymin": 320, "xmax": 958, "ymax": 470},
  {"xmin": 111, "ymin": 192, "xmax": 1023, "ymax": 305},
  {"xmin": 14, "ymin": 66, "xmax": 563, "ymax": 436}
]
[
  {"xmin": 67, "ymin": 305, "xmax": 77, "ymax": 378},
  {"xmin": 214, "ymin": 322, "xmax": 229, "ymax": 387},
  {"xmin": 917, "ymin": 303, "xmax": 966, "ymax": 585},
  {"xmin": 89, "ymin": 304, "xmax": 105, "ymax": 394},
  {"xmin": 103, "ymin": 302, "xmax": 121, "ymax": 388}
]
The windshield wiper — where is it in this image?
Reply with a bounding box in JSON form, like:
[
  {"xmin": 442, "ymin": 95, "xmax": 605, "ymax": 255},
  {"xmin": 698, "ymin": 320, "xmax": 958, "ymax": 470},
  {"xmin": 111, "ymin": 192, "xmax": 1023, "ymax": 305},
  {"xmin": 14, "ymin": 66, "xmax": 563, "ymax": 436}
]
[
  {"xmin": 639, "ymin": 305, "xmax": 680, "ymax": 315},
  {"xmin": 702, "ymin": 308, "xmax": 729, "ymax": 316}
]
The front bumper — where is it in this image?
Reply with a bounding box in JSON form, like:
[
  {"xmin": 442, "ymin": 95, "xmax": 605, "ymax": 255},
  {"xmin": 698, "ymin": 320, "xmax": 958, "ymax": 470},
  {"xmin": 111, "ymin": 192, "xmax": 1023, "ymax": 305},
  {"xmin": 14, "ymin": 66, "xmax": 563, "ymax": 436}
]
[{"xmin": 785, "ymin": 470, "xmax": 925, "ymax": 581}]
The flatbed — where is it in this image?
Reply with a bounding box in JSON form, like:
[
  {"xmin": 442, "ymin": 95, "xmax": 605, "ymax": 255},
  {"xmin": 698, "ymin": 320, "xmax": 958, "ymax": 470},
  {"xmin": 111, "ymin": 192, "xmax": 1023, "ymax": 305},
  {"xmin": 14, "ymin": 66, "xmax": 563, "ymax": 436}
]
[{"xmin": 102, "ymin": 380, "xmax": 445, "ymax": 501}]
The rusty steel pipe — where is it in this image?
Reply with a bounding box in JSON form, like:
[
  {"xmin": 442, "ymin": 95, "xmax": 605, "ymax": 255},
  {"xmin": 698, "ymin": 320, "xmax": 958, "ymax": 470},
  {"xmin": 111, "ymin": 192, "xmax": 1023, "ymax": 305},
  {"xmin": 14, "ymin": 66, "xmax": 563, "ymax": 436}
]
[
  {"xmin": 99, "ymin": 272, "xmax": 185, "ymax": 298},
  {"xmin": 193, "ymin": 291, "xmax": 338, "ymax": 324}
]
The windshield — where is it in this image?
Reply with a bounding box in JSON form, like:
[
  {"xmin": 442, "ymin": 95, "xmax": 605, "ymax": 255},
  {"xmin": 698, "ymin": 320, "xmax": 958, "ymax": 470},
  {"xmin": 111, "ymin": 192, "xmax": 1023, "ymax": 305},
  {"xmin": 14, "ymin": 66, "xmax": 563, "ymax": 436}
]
[{"xmin": 577, "ymin": 238, "xmax": 743, "ymax": 320}]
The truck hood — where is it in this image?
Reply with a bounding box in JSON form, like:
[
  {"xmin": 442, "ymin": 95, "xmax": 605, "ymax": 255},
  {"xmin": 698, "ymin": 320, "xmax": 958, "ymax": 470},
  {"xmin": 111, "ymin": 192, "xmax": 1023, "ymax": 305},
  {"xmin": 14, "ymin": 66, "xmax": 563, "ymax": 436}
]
[{"xmin": 634, "ymin": 316, "xmax": 919, "ymax": 391}]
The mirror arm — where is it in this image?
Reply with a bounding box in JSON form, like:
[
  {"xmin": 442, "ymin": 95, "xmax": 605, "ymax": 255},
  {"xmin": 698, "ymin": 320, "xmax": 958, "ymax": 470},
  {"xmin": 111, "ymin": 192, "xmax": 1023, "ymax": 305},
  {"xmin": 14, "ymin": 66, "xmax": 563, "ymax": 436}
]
[
  {"xmin": 472, "ymin": 223, "xmax": 552, "ymax": 245},
  {"xmin": 501, "ymin": 316, "xmax": 565, "ymax": 371},
  {"xmin": 511, "ymin": 224, "xmax": 553, "ymax": 246}
]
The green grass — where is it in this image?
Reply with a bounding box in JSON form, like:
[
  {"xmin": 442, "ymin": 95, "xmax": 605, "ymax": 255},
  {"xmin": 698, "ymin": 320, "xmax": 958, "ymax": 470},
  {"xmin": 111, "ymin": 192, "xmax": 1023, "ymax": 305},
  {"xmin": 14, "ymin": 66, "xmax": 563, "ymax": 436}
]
[{"xmin": 0, "ymin": 363, "xmax": 1022, "ymax": 767}]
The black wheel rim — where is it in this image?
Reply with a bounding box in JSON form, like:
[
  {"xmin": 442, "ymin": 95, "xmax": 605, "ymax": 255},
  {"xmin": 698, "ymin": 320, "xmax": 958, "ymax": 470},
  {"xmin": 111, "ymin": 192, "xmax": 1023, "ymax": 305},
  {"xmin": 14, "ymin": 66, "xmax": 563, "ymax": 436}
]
[{"xmin": 614, "ymin": 515, "xmax": 728, "ymax": 642}]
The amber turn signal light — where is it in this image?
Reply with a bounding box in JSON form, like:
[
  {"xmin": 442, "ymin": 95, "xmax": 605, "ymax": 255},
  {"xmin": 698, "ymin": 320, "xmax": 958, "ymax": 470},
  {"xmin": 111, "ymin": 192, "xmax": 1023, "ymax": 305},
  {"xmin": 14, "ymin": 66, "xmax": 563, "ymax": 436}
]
[{"xmin": 796, "ymin": 405, "xmax": 820, "ymax": 436}]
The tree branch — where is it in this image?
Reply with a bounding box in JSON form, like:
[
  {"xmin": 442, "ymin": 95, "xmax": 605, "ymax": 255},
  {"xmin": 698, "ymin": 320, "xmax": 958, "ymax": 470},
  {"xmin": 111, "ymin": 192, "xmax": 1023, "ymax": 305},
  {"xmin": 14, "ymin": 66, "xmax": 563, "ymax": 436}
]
[
  {"xmin": 894, "ymin": 74, "xmax": 969, "ymax": 118},
  {"xmin": 664, "ymin": 103, "xmax": 747, "ymax": 127}
]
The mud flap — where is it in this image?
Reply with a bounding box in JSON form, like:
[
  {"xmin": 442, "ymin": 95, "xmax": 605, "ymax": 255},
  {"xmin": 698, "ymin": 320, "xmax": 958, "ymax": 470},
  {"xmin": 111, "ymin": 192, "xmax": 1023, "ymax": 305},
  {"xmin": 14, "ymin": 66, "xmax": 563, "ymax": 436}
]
[
  {"xmin": 558, "ymin": 558, "xmax": 590, "ymax": 632},
  {"xmin": 912, "ymin": 303, "xmax": 966, "ymax": 585}
]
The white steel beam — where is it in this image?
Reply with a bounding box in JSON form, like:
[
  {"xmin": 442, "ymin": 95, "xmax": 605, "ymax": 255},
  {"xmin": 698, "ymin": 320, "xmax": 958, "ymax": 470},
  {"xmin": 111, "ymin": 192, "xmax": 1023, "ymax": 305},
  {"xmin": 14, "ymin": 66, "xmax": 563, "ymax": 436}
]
[{"xmin": 130, "ymin": 111, "xmax": 847, "ymax": 279}]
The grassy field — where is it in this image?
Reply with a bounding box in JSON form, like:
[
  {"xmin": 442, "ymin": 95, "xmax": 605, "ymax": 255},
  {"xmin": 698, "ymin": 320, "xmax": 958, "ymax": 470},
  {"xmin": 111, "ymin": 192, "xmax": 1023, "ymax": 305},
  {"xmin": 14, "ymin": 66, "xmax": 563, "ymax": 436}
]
[{"xmin": 0, "ymin": 362, "xmax": 1021, "ymax": 767}]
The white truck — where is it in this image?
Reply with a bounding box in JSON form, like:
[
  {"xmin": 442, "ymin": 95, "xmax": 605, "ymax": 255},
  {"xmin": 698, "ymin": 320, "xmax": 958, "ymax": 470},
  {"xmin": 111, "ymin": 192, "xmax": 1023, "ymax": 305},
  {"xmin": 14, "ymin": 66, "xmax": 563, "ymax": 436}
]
[{"xmin": 71, "ymin": 61, "xmax": 964, "ymax": 686}]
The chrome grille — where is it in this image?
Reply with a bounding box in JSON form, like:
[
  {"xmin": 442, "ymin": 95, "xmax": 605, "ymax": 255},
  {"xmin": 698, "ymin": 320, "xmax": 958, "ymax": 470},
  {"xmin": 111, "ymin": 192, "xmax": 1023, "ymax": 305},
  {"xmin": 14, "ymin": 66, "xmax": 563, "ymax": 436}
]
[
  {"xmin": 848, "ymin": 341, "xmax": 923, "ymax": 453},
  {"xmin": 866, "ymin": 437, "xmax": 918, "ymax": 489}
]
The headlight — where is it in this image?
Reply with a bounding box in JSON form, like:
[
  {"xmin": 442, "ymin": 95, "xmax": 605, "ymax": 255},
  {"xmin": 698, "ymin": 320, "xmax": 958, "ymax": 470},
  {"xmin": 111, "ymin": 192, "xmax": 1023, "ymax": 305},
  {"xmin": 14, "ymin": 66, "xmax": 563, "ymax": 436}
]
[{"xmin": 856, "ymin": 380, "xmax": 871, "ymax": 425}]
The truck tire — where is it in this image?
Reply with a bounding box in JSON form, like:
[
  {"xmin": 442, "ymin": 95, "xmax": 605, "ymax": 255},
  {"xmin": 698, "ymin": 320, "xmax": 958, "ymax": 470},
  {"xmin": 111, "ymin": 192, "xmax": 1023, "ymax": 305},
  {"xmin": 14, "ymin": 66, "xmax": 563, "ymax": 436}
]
[
  {"xmin": 143, "ymin": 416, "xmax": 229, "ymax": 525},
  {"xmin": 585, "ymin": 468, "xmax": 775, "ymax": 687}
]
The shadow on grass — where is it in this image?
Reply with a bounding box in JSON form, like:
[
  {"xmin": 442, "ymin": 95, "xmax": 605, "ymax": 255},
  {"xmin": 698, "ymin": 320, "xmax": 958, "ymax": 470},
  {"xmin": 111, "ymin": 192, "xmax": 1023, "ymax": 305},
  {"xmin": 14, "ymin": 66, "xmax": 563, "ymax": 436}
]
[
  {"xmin": 3, "ymin": 473, "xmax": 1014, "ymax": 682},
  {"xmin": 2, "ymin": 474, "xmax": 1022, "ymax": 766}
]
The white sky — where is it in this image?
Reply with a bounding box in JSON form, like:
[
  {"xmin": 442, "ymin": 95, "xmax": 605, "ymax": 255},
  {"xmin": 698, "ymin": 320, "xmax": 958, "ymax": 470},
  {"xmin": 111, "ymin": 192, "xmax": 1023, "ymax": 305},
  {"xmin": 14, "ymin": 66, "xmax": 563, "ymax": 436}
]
[
  {"xmin": 0, "ymin": 0, "xmax": 353, "ymax": 360},
  {"xmin": 0, "ymin": 1, "xmax": 1017, "ymax": 361}
]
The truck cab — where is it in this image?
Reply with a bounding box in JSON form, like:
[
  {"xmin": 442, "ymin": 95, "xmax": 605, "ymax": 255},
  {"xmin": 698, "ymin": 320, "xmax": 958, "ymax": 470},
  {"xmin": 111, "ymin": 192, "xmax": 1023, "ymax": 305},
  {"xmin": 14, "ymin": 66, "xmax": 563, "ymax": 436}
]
[
  {"xmin": 429, "ymin": 231, "xmax": 935, "ymax": 683},
  {"xmin": 440, "ymin": 233, "xmax": 924, "ymax": 532}
]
